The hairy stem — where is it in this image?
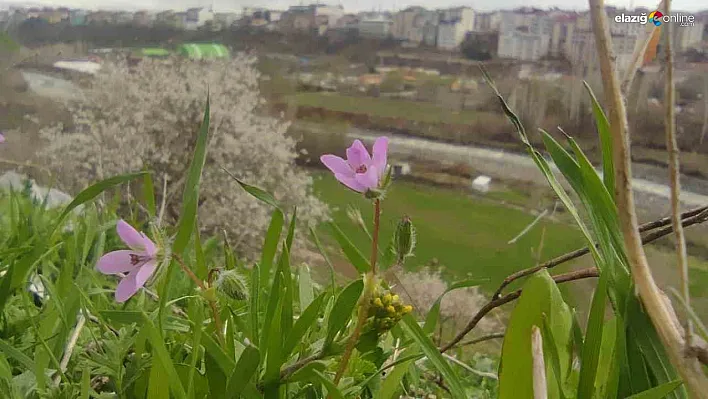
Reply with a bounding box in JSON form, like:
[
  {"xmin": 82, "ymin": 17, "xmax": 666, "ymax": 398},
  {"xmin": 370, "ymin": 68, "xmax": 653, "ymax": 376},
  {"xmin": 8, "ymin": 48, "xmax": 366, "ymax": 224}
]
[
  {"xmin": 174, "ymin": 255, "xmax": 224, "ymax": 344},
  {"xmin": 588, "ymin": 0, "xmax": 708, "ymax": 395},
  {"xmin": 332, "ymin": 198, "xmax": 381, "ymax": 386},
  {"xmin": 663, "ymin": 0, "xmax": 693, "ymax": 351}
]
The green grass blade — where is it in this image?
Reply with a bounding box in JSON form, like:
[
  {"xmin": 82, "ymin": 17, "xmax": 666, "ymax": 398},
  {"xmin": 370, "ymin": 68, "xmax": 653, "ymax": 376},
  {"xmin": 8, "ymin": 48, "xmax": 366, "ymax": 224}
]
[
  {"xmin": 541, "ymin": 316, "xmax": 568, "ymax": 399},
  {"xmin": 284, "ymin": 292, "xmax": 326, "ymax": 358},
  {"xmin": 312, "ymin": 370, "xmax": 346, "ymax": 399},
  {"xmin": 577, "ymin": 272, "xmax": 608, "ymax": 399},
  {"xmin": 260, "ymin": 209, "xmax": 284, "ymax": 288},
  {"xmin": 298, "ymin": 264, "xmax": 315, "ymax": 310},
  {"xmin": 583, "ymin": 81, "xmax": 614, "ymax": 195},
  {"xmin": 401, "ymin": 314, "xmax": 466, "ymax": 399},
  {"xmin": 379, "ymin": 356, "xmax": 414, "ymax": 399},
  {"xmin": 221, "ymin": 166, "xmax": 280, "ymax": 209},
  {"xmin": 80, "ymin": 367, "xmax": 90, "ymax": 399},
  {"xmin": 625, "ymin": 380, "xmax": 683, "ymax": 399},
  {"xmin": 329, "ymin": 221, "xmax": 370, "ymax": 273},
  {"xmin": 202, "ymin": 333, "xmax": 236, "ymax": 373},
  {"xmin": 172, "ymin": 94, "xmax": 210, "ymax": 255},
  {"xmin": 325, "ymin": 279, "xmax": 363, "ymax": 347},
  {"xmin": 0, "ymin": 338, "xmax": 35, "ymax": 371},
  {"xmin": 309, "ymin": 226, "xmax": 336, "ymax": 291},
  {"xmin": 141, "ymin": 315, "xmax": 188, "ymax": 399},
  {"xmin": 250, "ymin": 264, "xmax": 260, "ymax": 345},
  {"xmin": 286, "ymin": 207, "xmax": 297, "ymax": 252},
  {"xmin": 226, "ymin": 345, "xmax": 260, "ymax": 399},
  {"xmin": 264, "ymin": 288, "xmax": 284, "ymax": 386}
]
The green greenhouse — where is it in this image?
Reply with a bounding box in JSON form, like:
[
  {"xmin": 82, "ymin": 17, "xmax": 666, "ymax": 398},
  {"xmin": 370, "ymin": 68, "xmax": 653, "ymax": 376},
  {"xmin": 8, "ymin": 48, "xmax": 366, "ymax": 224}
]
[{"xmin": 177, "ymin": 43, "xmax": 230, "ymax": 60}]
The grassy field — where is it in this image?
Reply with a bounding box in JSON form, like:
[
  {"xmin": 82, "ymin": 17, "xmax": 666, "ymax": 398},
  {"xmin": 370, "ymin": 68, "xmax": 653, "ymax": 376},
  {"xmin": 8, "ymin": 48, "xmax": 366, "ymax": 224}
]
[
  {"xmin": 312, "ymin": 171, "xmax": 586, "ymax": 292},
  {"xmin": 289, "ymin": 92, "xmax": 495, "ymax": 125},
  {"xmin": 313, "ymin": 171, "xmax": 708, "ymax": 318}
]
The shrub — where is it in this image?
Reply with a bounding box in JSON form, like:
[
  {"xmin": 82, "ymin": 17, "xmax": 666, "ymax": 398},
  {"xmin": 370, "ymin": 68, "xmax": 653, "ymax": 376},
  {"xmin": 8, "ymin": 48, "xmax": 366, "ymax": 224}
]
[{"xmin": 35, "ymin": 57, "xmax": 328, "ymax": 256}]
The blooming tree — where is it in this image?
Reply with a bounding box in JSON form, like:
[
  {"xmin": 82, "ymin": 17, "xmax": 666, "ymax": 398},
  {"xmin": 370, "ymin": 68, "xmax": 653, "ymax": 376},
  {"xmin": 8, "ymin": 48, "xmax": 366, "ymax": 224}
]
[{"xmin": 37, "ymin": 56, "xmax": 327, "ymax": 255}]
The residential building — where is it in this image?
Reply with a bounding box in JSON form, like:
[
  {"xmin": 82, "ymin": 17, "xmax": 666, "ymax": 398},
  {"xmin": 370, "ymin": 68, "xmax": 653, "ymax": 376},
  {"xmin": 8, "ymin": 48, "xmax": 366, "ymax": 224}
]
[
  {"xmin": 281, "ymin": 6, "xmax": 316, "ymax": 32},
  {"xmin": 437, "ymin": 20, "xmax": 468, "ymax": 49},
  {"xmin": 569, "ymin": 30, "xmax": 636, "ymax": 76},
  {"xmin": 214, "ymin": 12, "xmax": 239, "ymax": 29},
  {"xmin": 673, "ymin": 23, "xmax": 705, "ymax": 51},
  {"xmin": 439, "ymin": 7, "xmax": 474, "ymax": 32},
  {"xmin": 422, "ymin": 21, "xmax": 438, "ymax": 46},
  {"xmin": 549, "ymin": 14, "xmax": 576, "ymax": 57},
  {"xmin": 185, "ymin": 7, "xmax": 213, "ymax": 30},
  {"xmin": 358, "ymin": 16, "xmax": 392, "ymax": 39},
  {"xmin": 314, "ymin": 4, "xmax": 344, "ymax": 27},
  {"xmin": 86, "ymin": 11, "xmax": 112, "ymax": 25},
  {"xmin": 392, "ymin": 7, "xmax": 438, "ymax": 45},
  {"xmin": 497, "ymin": 29, "xmax": 550, "ymax": 60},
  {"xmin": 133, "ymin": 11, "xmax": 153, "ymax": 27},
  {"xmin": 112, "ymin": 11, "xmax": 134, "ymax": 25},
  {"xmin": 473, "ymin": 12, "xmax": 493, "ymax": 32},
  {"xmin": 155, "ymin": 10, "xmax": 175, "ymax": 26}
]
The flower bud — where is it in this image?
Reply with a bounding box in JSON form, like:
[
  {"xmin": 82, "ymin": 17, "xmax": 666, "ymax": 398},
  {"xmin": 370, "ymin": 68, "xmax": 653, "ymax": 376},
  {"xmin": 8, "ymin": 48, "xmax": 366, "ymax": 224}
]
[
  {"xmin": 402, "ymin": 305, "xmax": 413, "ymax": 315},
  {"xmin": 373, "ymin": 298, "xmax": 383, "ymax": 307},
  {"xmin": 394, "ymin": 216, "xmax": 416, "ymax": 264},
  {"xmin": 214, "ymin": 269, "xmax": 249, "ymax": 301},
  {"xmin": 391, "ymin": 294, "xmax": 400, "ymax": 304},
  {"xmin": 386, "ymin": 305, "xmax": 396, "ymax": 315},
  {"xmin": 382, "ymin": 293, "xmax": 392, "ymax": 306},
  {"xmin": 365, "ymin": 188, "xmax": 384, "ymax": 200}
]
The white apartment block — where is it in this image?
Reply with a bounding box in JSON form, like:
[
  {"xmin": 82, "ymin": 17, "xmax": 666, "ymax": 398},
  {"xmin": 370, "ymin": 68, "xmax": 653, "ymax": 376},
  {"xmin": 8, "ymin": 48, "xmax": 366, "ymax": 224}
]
[
  {"xmin": 439, "ymin": 7, "xmax": 475, "ymax": 32},
  {"xmin": 437, "ymin": 20, "xmax": 468, "ymax": 49},
  {"xmin": 359, "ymin": 16, "xmax": 393, "ymax": 38},
  {"xmin": 673, "ymin": 23, "xmax": 705, "ymax": 50},
  {"xmin": 569, "ymin": 30, "xmax": 636, "ymax": 76},
  {"xmin": 498, "ymin": 30, "xmax": 551, "ymax": 61},
  {"xmin": 314, "ymin": 5, "xmax": 344, "ymax": 27},
  {"xmin": 392, "ymin": 7, "xmax": 438, "ymax": 44}
]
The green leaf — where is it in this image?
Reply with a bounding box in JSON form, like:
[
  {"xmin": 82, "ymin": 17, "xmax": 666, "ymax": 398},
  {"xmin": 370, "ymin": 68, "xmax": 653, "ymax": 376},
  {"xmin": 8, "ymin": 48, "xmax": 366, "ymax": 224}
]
[
  {"xmin": 172, "ymin": 95, "xmax": 210, "ymax": 255},
  {"xmin": 401, "ymin": 315, "xmax": 466, "ymax": 399},
  {"xmin": 325, "ymin": 279, "xmax": 364, "ymax": 347},
  {"xmin": 99, "ymin": 310, "xmax": 144, "ymax": 326},
  {"xmin": 625, "ymin": 380, "xmax": 683, "ymax": 399},
  {"xmin": 260, "ymin": 209, "xmax": 284, "ymax": 288},
  {"xmin": 311, "ymin": 370, "xmax": 346, "ymax": 399},
  {"xmin": 379, "ymin": 355, "xmax": 415, "ymax": 399},
  {"xmin": 147, "ymin": 359, "xmax": 169, "ymax": 399},
  {"xmin": 202, "ymin": 332, "xmax": 235, "ymax": 373},
  {"xmin": 264, "ymin": 284, "xmax": 285, "ymax": 385},
  {"xmin": 80, "ymin": 367, "xmax": 90, "ymax": 399},
  {"xmin": 541, "ymin": 315, "xmax": 568, "ymax": 399},
  {"xmin": 298, "ymin": 264, "xmax": 315, "ymax": 310},
  {"xmin": 329, "ymin": 221, "xmax": 371, "ymax": 273},
  {"xmin": 577, "ymin": 272, "xmax": 608, "ymax": 399},
  {"xmin": 222, "ymin": 167, "xmax": 280, "ymax": 209},
  {"xmin": 142, "ymin": 168, "xmax": 156, "ymax": 217},
  {"xmin": 141, "ymin": 315, "xmax": 188, "ymax": 399},
  {"xmin": 583, "ymin": 81, "xmax": 614, "ymax": 195},
  {"xmin": 250, "ymin": 264, "xmax": 260, "ymax": 345},
  {"xmin": 284, "ymin": 292, "xmax": 326, "ymax": 358},
  {"xmin": 0, "ymin": 338, "xmax": 35, "ymax": 371},
  {"xmin": 194, "ymin": 224, "xmax": 207, "ymax": 281},
  {"xmin": 498, "ymin": 270, "xmax": 573, "ymax": 399},
  {"xmin": 226, "ymin": 345, "xmax": 260, "ymax": 399},
  {"xmin": 309, "ymin": 226, "xmax": 336, "ymax": 290},
  {"xmin": 286, "ymin": 207, "xmax": 297, "ymax": 253}
]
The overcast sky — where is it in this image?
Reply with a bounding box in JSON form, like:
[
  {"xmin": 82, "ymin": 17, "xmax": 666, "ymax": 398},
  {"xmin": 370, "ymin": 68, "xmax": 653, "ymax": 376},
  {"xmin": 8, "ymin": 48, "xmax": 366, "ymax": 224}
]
[{"xmin": 1, "ymin": 0, "xmax": 704, "ymax": 13}]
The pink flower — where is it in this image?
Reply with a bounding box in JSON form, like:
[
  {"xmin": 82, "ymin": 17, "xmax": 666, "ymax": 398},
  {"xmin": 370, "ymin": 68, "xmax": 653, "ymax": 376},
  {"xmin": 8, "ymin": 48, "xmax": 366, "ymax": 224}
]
[
  {"xmin": 0, "ymin": 133, "xmax": 5, "ymax": 143},
  {"xmin": 320, "ymin": 137, "xmax": 389, "ymax": 193},
  {"xmin": 97, "ymin": 220, "xmax": 158, "ymax": 303}
]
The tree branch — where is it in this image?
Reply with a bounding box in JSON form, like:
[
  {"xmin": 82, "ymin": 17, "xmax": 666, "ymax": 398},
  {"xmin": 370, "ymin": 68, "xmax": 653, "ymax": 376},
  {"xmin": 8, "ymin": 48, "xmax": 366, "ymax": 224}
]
[
  {"xmin": 492, "ymin": 206, "xmax": 708, "ymax": 300},
  {"xmin": 440, "ymin": 268, "xmax": 599, "ymax": 353}
]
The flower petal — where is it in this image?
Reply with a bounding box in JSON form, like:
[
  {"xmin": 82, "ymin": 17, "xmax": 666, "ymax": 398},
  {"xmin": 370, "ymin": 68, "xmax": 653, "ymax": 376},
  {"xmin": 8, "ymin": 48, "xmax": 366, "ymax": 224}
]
[
  {"xmin": 116, "ymin": 220, "xmax": 147, "ymax": 251},
  {"xmin": 96, "ymin": 250, "xmax": 138, "ymax": 274},
  {"xmin": 0, "ymin": 133, "xmax": 5, "ymax": 143},
  {"xmin": 334, "ymin": 173, "xmax": 367, "ymax": 193},
  {"xmin": 371, "ymin": 137, "xmax": 389, "ymax": 177},
  {"xmin": 355, "ymin": 165, "xmax": 379, "ymax": 191},
  {"xmin": 346, "ymin": 140, "xmax": 371, "ymax": 169},
  {"xmin": 135, "ymin": 259, "xmax": 158, "ymax": 289},
  {"xmin": 320, "ymin": 154, "xmax": 353, "ymax": 176},
  {"xmin": 140, "ymin": 233, "xmax": 157, "ymax": 257},
  {"xmin": 115, "ymin": 271, "xmax": 140, "ymax": 303}
]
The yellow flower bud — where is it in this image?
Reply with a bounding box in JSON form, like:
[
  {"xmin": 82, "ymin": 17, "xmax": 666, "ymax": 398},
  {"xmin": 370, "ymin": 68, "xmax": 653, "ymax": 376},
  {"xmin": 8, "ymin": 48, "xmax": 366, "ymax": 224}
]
[
  {"xmin": 383, "ymin": 293, "xmax": 392, "ymax": 305},
  {"xmin": 391, "ymin": 294, "xmax": 400, "ymax": 304},
  {"xmin": 386, "ymin": 305, "xmax": 396, "ymax": 314},
  {"xmin": 373, "ymin": 298, "xmax": 383, "ymax": 307},
  {"xmin": 402, "ymin": 305, "xmax": 413, "ymax": 314}
]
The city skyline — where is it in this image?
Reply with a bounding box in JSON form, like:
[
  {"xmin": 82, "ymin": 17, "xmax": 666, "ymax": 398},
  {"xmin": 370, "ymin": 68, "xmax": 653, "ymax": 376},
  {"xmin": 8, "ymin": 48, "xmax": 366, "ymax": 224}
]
[{"xmin": 1, "ymin": 0, "xmax": 706, "ymax": 13}]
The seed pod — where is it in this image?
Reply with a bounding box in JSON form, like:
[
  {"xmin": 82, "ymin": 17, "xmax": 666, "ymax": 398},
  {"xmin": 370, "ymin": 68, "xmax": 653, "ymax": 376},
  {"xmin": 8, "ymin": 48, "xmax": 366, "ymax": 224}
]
[
  {"xmin": 214, "ymin": 269, "xmax": 249, "ymax": 301},
  {"xmin": 394, "ymin": 216, "xmax": 416, "ymax": 264}
]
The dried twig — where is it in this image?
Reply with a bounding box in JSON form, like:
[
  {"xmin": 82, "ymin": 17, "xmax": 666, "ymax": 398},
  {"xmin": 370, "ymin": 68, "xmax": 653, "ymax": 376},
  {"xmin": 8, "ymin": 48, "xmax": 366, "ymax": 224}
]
[
  {"xmin": 663, "ymin": 0, "xmax": 693, "ymax": 352},
  {"xmin": 492, "ymin": 206, "xmax": 708, "ymax": 300},
  {"xmin": 588, "ymin": 0, "xmax": 708, "ymax": 394},
  {"xmin": 440, "ymin": 268, "xmax": 599, "ymax": 353},
  {"xmin": 53, "ymin": 314, "xmax": 87, "ymax": 386}
]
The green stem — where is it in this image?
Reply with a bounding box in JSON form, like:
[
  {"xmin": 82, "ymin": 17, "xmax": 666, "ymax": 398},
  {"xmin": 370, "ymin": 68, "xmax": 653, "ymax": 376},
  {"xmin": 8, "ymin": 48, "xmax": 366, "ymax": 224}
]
[
  {"xmin": 332, "ymin": 199, "xmax": 381, "ymax": 387},
  {"xmin": 175, "ymin": 255, "xmax": 224, "ymax": 345}
]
